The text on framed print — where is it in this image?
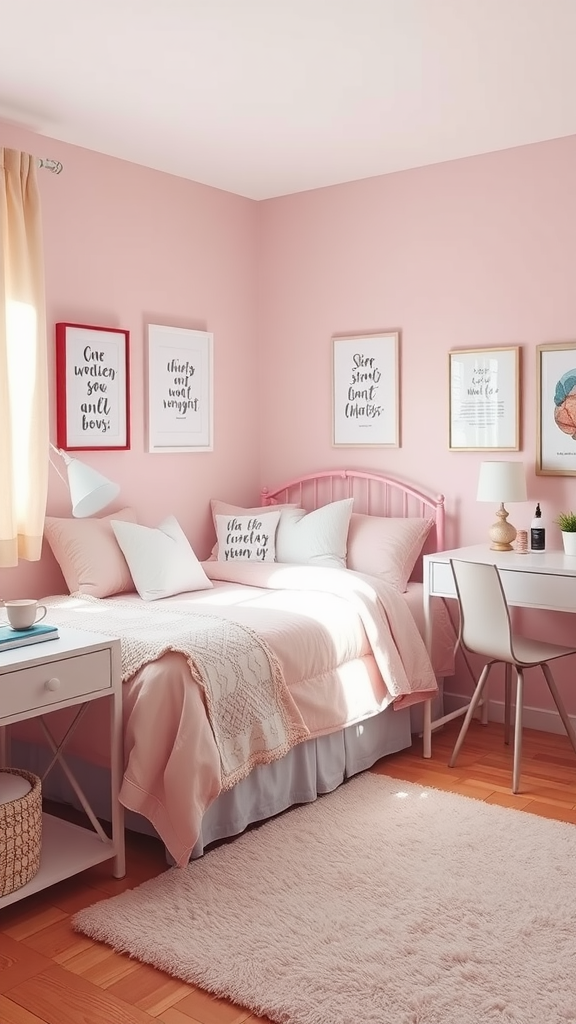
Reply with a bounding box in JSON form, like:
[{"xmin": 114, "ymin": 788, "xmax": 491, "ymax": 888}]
[
  {"xmin": 332, "ymin": 332, "xmax": 399, "ymax": 447},
  {"xmin": 146, "ymin": 324, "xmax": 213, "ymax": 452},
  {"xmin": 449, "ymin": 346, "xmax": 519, "ymax": 451},
  {"xmin": 56, "ymin": 323, "xmax": 130, "ymax": 450}
]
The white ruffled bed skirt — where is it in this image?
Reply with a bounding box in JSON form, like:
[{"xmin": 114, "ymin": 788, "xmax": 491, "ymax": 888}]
[{"xmin": 11, "ymin": 696, "xmax": 444, "ymax": 862}]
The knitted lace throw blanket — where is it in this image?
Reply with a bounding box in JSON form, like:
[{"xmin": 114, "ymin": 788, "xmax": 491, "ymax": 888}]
[{"xmin": 43, "ymin": 596, "xmax": 309, "ymax": 790}]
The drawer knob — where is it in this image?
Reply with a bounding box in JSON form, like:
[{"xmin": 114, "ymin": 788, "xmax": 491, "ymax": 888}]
[{"xmin": 46, "ymin": 677, "xmax": 61, "ymax": 692}]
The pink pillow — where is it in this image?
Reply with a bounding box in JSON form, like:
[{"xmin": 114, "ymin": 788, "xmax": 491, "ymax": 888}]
[
  {"xmin": 209, "ymin": 500, "xmax": 298, "ymax": 558},
  {"xmin": 44, "ymin": 507, "xmax": 138, "ymax": 597},
  {"xmin": 346, "ymin": 514, "xmax": 434, "ymax": 592}
]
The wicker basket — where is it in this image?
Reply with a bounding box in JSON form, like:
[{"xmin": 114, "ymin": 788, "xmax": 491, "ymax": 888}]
[{"xmin": 0, "ymin": 769, "xmax": 42, "ymax": 897}]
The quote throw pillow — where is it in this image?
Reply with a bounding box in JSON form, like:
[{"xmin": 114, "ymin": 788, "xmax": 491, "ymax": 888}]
[
  {"xmin": 215, "ymin": 510, "xmax": 281, "ymax": 563},
  {"xmin": 44, "ymin": 506, "xmax": 138, "ymax": 597},
  {"xmin": 110, "ymin": 515, "xmax": 212, "ymax": 601},
  {"xmin": 209, "ymin": 500, "xmax": 298, "ymax": 559},
  {"xmin": 346, "ymin": 514, "xmax": 434, "ymax": 591},
  {"xmin": 274, "ymin": 497, "xmax": 354, "ymax": 569}
]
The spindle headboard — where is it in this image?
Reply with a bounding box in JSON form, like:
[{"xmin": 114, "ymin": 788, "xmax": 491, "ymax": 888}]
[{"xmin": 260, "ymin": 469, "xmax": 445, "ymax": 573}]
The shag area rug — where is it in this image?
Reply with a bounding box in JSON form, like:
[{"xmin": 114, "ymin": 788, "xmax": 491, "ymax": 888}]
[{"xmin": 74, "ymin": 774, "xmax": 576, "ymax": 1024}]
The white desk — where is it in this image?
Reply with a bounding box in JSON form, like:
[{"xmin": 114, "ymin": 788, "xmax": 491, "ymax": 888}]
[{"xmin": 422, "ymin": 544, "xmax": 576, "ymax": 757}]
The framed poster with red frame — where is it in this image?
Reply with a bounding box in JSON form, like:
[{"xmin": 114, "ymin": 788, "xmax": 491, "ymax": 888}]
[{"xmin": 56, "ymin": 323, "xmax": 130, "ymax": 450}]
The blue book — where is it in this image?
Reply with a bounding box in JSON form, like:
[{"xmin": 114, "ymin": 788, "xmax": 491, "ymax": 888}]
[{"xmin": 0, "ymin": 622, "xmax": 59, "ymax": 652}]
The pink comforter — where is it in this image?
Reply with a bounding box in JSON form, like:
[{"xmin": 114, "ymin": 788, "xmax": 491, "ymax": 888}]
[
  {"xmin": 115, "ymin": 562, "xmax": 438, "ymax": 865},
  {"xmin": 28, "ymin": 564, "xmax": 442, "ymax": 865}
]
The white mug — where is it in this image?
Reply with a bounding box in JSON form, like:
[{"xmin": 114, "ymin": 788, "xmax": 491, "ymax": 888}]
[{"xmin": 3, "ymin": 599, "xmax": 48, "ymax": 631}]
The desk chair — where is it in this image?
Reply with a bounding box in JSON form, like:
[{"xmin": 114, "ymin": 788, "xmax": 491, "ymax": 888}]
[{"xmin": 448, "ymin": 558, "xmax": 576, "ymax": 793}]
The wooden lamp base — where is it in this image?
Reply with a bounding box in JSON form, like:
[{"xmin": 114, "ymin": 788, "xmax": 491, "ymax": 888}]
[{"xmin": 488, "ymin": 502, "xmax": 517, "ymax": 552}]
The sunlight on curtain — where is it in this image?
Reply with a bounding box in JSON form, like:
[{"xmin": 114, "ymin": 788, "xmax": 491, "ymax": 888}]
[{"xmin": 0, "ymin": 149, "xmax": 49, "ymax": 567}]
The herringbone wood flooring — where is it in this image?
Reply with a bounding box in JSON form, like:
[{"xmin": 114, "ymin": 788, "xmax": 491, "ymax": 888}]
[{"xmin": 2, "ymin": 720, "xmax": 576, "ymax": 1023}]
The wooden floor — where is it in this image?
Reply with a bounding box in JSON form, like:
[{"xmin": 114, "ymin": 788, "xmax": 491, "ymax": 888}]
[{"xmin": 2, "ymin": 720, "xmax": 576, "ymax": 1024}]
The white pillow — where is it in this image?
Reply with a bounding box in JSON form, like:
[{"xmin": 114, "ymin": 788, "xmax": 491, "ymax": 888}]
[
  {"xmin": 275, "ymin": 498, "xmax": 354, "ymax": 568},
  {"xmin": 110, "ymin": 515, "xmax": 212, "ymax": 601},
  {"xmin": 216, "ymin": 510, "xmax": 281, "ymax": 562}
]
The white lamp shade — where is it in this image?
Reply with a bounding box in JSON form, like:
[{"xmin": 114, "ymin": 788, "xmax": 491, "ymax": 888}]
[
  {"xmin": 66, "ymin": 459, "xmax": 121, "ymax": 518},
  {"xmin": 477, "ymin": 461, "xmax": 527, "ymax": 503}
]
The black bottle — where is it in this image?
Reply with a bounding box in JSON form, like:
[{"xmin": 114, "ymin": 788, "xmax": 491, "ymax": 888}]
[{"xmin": 530, "ymin": 503, "xmax": 546, "ymax": 551}]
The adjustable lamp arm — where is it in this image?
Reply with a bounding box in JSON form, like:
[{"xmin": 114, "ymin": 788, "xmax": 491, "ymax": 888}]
[{"xmin": 49, "ymin": 442, "xmax": 70, "ymax": 483}]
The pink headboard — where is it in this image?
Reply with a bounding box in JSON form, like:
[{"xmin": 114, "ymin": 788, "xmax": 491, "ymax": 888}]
[{"xmin": 260, "ymin": 468, "xmax": 445, "ymax": 559}]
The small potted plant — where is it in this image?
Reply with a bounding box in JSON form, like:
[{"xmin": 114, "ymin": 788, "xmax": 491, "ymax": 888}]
[{"xmin": 554, "ymin": 511, "xmax": 576, "ymax": 555}]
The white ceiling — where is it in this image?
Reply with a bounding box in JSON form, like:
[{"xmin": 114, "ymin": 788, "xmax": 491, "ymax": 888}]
[{"xmin": 1, "ymin": 0, "xmax": 576, "ymax": 200}]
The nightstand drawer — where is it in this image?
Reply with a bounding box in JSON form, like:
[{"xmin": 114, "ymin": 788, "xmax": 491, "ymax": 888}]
[{"xmin": 0, "ymin": 649, "xmax": 111, "ymax": 718}]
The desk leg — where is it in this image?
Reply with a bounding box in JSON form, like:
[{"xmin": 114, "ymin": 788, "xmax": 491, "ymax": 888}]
[
  {"xmin": 423, "ymin": 699, "xmax": 432, "ymax": 758},
  {"xmin": 512, "ymin": 671, "xmax": 524, "ymax": 794},
  {"xmin": 422, "ymin": 567, "xmax": 433, "ymax": 758}
]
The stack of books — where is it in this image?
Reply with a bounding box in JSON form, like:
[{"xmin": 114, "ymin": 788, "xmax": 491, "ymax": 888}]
[{"xmin": 0, "ymin": 622, "xmax": 59, "ymax": 653}]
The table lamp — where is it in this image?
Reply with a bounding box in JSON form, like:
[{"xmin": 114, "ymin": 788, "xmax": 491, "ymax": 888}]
[
  {"xmin": 477, "ymin": 460, "xmax": 527, "ymax": 551},
  {"xmin": 49, "ymin": 443, "xmax": 120, "ymax": 517}
]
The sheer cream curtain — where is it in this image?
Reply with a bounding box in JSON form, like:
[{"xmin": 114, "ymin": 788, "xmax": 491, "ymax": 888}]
[{"xmin": 0, "ymin": 148, "xmax": 49, "ymax": 567}]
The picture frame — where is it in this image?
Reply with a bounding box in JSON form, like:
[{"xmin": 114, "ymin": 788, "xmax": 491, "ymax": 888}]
[
  {"xmin": 146, "ymin": 324, "xmax": 213, "ymax": 453},
  {"xmin": 448, "ymin": 346, "xmax": 520, "ymax": 451},
  {"xmin": 536, "ymin": 341, "xmax": 576, "ymax": 476},
  {"xmin": 55, "ymin": 323, "xmax": 130, "ymax": 451},
  {"xmin": 332, "ymin": 332, "xmax": 399, "ymax": 447}
]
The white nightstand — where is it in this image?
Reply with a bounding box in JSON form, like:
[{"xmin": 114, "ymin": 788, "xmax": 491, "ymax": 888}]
[{"xmin": 0, "ymin": 626, "xmax": 125, "ymax": 908}]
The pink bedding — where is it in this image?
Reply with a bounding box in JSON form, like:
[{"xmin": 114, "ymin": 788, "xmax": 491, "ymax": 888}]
[{"xmin": 38, "ymin": 563, "xmax": 449, "ymax": 866}]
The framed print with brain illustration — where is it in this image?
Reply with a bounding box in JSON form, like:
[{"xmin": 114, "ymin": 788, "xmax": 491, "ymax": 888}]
[{"xmin": 537, "ymin": 342, "xmax": 576, "ymax": 475}]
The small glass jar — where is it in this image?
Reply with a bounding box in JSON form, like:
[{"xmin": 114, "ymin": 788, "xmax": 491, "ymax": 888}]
[{"xmin": 515, "ymin": 529, "xmax": 528, "ymax": 553}]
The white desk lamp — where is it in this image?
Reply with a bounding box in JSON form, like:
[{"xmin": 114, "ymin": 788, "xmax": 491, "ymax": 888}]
[
  {"xmin": 49, "ymin": 443, "xmax": 120, "ymax": 517},
  {"xmin": 477, "ymin": 460, "xmax": 527, "ymax": 551}
]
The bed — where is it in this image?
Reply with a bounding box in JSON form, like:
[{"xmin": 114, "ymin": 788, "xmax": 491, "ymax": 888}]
[{"xmin": 13, "ymin": 469, "xmax": 454, "ymax": 866}]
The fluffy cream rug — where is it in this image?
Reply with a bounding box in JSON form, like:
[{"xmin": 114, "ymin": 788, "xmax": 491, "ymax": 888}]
[{"xmin": 74, "ymin": 774, "xmax": 576, "ymax": 1024}]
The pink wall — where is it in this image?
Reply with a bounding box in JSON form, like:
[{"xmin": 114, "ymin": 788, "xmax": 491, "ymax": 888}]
[
  {"xmin": 257, "ymin": 135, "xmax": 576, "ymax": 714},
  {"xmin": 0, "ymin": 123, "xmax": 260, "ymax": 600},
  {"xmin": 2, "ymin": 122, "xmax": 576, "ymax": 717},
  {"xmin": 258, "ymin": 135, "xmax": 576, "ymax": 547}
]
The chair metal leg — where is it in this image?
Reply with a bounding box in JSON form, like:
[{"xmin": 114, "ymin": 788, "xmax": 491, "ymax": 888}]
[
  {"xmin": 449, "ymin": 663, "xmax": 494, "ymax": 768},
  {"xmin": 480, "ymin": 674, "xmax": 490, "ymax": 725},
  {"xmin": 541, "ymin": 663, "xmax": 576, "ymax": 755},
  {"xmin": 504, "ymin": 664, "xmax": 512, "ymax": 746},
  {"xmin": 512, "ymin": 668, "xmax": 524, "ymax": 794}
]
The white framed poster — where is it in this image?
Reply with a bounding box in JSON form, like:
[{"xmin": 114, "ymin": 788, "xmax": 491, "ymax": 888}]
[
  {"xmin": 55, "ymin": 322, "xmax": 130, "ymax": 451},
  {"xmin": 537, "ymin": 341, "xmax": 576, "ymax": 475},
  {"xmin": 146, "ymin": 324, "xmax": 213, "ymax": 453},
  {"xmin": 332, "ymin": 332, "xmax": 399, "ymax": 447},
  {"xmin": 449, "ymin": 346, "xmax": 520, "ymax": 451}
]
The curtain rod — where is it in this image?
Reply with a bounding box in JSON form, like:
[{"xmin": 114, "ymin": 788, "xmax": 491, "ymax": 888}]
[{"xmin": 38, "ymin": 157, "xmax": 63, "ymax": 174}]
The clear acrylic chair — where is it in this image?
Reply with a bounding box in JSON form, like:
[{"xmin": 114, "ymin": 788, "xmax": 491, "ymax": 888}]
[{"xmin": 448, "ymin": 558, "xmax": 576, "ymax": 793}]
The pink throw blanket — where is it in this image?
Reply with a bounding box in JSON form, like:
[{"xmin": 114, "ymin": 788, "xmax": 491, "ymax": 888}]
[{"xmin": 42, "ymin": 595, "xmax": 309, "ymax": 789}]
